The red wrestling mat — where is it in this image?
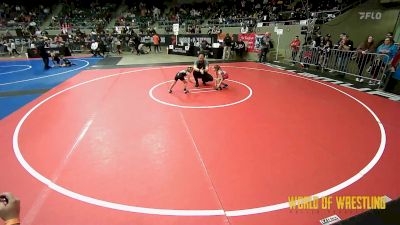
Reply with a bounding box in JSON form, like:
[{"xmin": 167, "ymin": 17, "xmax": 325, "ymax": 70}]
[{"xmin": 1, "ymin": 62, "xmax": 399, "ymax": 225}]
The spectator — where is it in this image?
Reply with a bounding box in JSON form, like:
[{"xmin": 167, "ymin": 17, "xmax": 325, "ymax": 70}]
[
  {"xmin": 234, "ymin": 37, "xmax": 246, "ymax": 58},
  {"xmin": 289, "ymin": 35, "xmax": 301, "ymax": 63},
  {"xmin": 90, "ymin": 39, "xmax": 100, "ymax": 57},
  {"xmin": 333, "ymin": 33, "xmax": 346, "ymax": 49},
  {"xmin": 370, "ymin": 38, "xmax": 398, "ymax": 85},
  {"xmin": 9, "ymin": 40, "xmax": 20, "ymax": 57},
  {"xmin": 259, "ymin": 32, "xmax": 272, "ymax": 63},
  {"xmin": 54, "ymin": 35, "xmax": 64, "ymax": 45},
  {"xmin": 336, "ymin": 34, "xmax": 354, "ymax": 77},
  {"xmin": 207, "ymin": 27, "xmax": 212, "ymax": 35},
  {"xmin": 355, "ymin": 35, "xmax": 376, "ymax": 82},
  {"xmin": 200, "ymin": 39, "xmax": 210, "ymax": 54},
  {"xmin": 116, "ymin": 38, "xmax": 122, "ymax": 54},
  {"xmin": 320, "ymin": 34, "xmax": 333, "ymax": 69},
  {"xmin": 153, "ymin": 6, "xmax": 160, "ymax": 20},
  {"xmin": 132, "ymin": 33, "xmax": 141, "ymax": 55},
  {"xmin": 240, "ymin": 25, "xmax": 248, "ymax": 34},
  {"xmin": 144, "ymin": 34, "xmax": 152, "ymax": 53},
  {"xmin": 137, "ymin": 42, "xmax": 149, "ymax": 54},
  {"xmin": 152, "ymin": 33, "xmax": 160, "ymax": 53},
  {"xmin": 377, "ymin": 32, "xmax": 394, "ymax": 47},
  {"xmin": 384, "ymin": 48, "xmax": 400, "ymax": 93},
  {"xmin": 223, "ymin": 33, "xmax": 232, "ymax": 60},
  {"xmin": 0, "ymin": 192, "xmax": 20, "ymax": 225},
  {"xmin": 196, "ymin": 25, "xmax": 201, "ymax": 34}
]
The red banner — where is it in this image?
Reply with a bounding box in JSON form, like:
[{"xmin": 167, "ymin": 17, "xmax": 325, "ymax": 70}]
[{"xmin": 239, "ymin": 33, "xmax": 256, "ymax": 52}]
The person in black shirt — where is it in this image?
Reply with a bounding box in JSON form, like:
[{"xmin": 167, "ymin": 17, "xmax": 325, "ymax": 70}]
[
  {"xmin": 223, "ymin": 33, "xmax": 232, "ymax": 60},
  {"xmin": 60, "ymin": 56, "xmax": 73, "ymax": 67},
  {"xmin": 235, "ymin": 38, "xmax": 246, "ymax": 58},
  {"xmin": 259, "ymin": 32, "xmax": 271, "ymax": 63},
  {"xmin": 133, "ymin": 34, "xmax": 141, "ymax": 55},
  {"xmin": 37, "ymin": 38, "xmax": 50, "ymax": 70},
  {"xmin": 337, "ymin": 34, "xmax": 354, "ymax": 76},
  {"xmin": 320, "ymin": 34, "xmax": 333, "ymax": 68},
  {"xmin": 50, "ymin": 51, "xmax": 61, "ymax": 66},
  {"xmin": 193, "ymin": 53, "xmax": 213, "ymax": 87},
  {"xmin": 168, "ymin": 67, "xmax": 194, "ymax": 94},
  {"xmin": 200, "ymin": 40, "xmax": 210, "ymax": 56}
]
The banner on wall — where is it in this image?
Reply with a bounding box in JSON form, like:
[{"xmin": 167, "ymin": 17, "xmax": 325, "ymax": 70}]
[
  {"xmin": 239, "ymin": 33, "xmax": 268, "ymax": 53},
  {"xmin": 238, "ymin": 33, "xmax": 256, "ymax": 52},
  {"xmin": 176, "ymin": 34, "xmax": 217, "ymax": 45}
]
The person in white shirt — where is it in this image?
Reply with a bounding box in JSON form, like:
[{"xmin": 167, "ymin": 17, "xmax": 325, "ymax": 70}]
[
  {"xmin": 90, "ymin": 40, "xmax": 100, "ymax": 56},
  {"xmin": 153, "ymin": 7, "xmax": 160, "ymax": 20},
  {"xmin": 240, "ymin": 26, "xmax": 248, "ymax": 34},
  {"xmin": 9, "ymin": 41, "xmax": 20, "ymax": 56},
  {"xmin": 35, "ymin": 29, "xmax": 41, "ymax": 37},
  {"xmin": 137, "ymin": 43, "xmax": 149, "ymax": 55},
  {"xmin": 116, "ymin": 39, "xmax": 122, "ymax": 55}
]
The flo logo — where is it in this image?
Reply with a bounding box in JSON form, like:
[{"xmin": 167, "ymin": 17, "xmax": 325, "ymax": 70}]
[{"xmin": 359, "ymin": 12, "xmax": 382, "ymax": 20}]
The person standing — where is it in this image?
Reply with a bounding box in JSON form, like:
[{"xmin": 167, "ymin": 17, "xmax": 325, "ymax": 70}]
[
  {"xmin": 235, "ymin": 38, "xmax": 246, "ymax": 58},
  {"xmin": 370, "ymin": 38, "xmax": 398, "ymax": 85},
  {"xmin": 133, "ymin": 33, "xmax": 141, "ymax": 55},
  {"xmin": 240, "ymin": 25, "xmax": 248, "ymax": 34},
  {"xmin": 144, "ymin": 34, "xmax": 152, "ymax": 53},
  {"xmin": 90, "ymin": 39, "xmax": 99, "ymax": 56},
  {"xmin": 384, "ymin": 48, "xmax": 400, "ymax": 93},
  {"xmin": 9, "ymin": 40, "xmax": 21, "ymax": 57},
  {"xmin": 259, "ymin": 32, "xmax": 271, "ymax": 63},
  {"xmin": 289, "ymin": 35, "xmax": 301, "ymax": 63},
  {"xmin": 152, "ymin": 33, "xmax": 160, "ymax": 53},
  {"xmin": 37, "ymin": 38, "xmax": 50, "ymax": 70},
  {"xmin": 320, "ymin": 34, "xmax": 333, "ymax": 69},
  {"xmin": 223, "ymin": 33, "xmax": 232, "ymax": 60},
  {"xmin": 116, "ymin": 38, "xmax": 122, "ymax": 55},
  {"xmin": 336, "ymin": 34, "xmax": 354, "ymax": 77},
  {"xmin": 355, "ymin": 36, "xmax": 376, "ymax": 82}
]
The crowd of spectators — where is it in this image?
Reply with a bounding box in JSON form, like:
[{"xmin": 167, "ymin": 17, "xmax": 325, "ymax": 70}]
[
  {"xmin": 291, "ymin": 31, "xmax": 398, "ymax": 92},
  {"xmin": 49, "ymin": 0, "xmax": 115, "ymax": 32},
  {"xmin": 0, "ymin": 2, "xmax": 50, "ymax": 35},
  {"xmin": 163, "ymin": 0, "xmax": 355, "ymax": 28},
  {"xmin": 115, "ymin": 2, "xmax": 165, "ymax": 34},
  {"xmin": 0, "ymin": 0, "xmax": 360, "ymax": 37}
]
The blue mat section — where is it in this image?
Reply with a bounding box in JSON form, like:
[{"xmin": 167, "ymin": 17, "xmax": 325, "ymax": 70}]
[
  {"xmin": 0, "ymin": 57, "xmax": 101, "ymax": 120},
  {"xmin": 0, "ymin": 94, "xmax": 41, "ymax": 119}
]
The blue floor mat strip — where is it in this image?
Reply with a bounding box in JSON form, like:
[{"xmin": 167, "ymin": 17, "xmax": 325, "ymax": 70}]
[
  {"xmin": 0, "ymin": 57, "xmax": 101, "ymax": 119},
  {"xmin": 0, "ymin": 94, "xmax": 41, "ymax": 119}
]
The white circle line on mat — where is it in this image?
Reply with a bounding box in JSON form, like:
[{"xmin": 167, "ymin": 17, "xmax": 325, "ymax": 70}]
[
  {"xmin": 149, "ymin": 79, "xmax": 252, "ymax": 108},
  {"xmin": 0, "ymin": 65, "xmax": 32, "ymax": 75},
  {"xmin": 0, "ymin": 59, "xmax": 90, "ymax": 85},
  {"xmin": 12, "ymin": 64, "xmax": 385, "ymax": 217}
]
